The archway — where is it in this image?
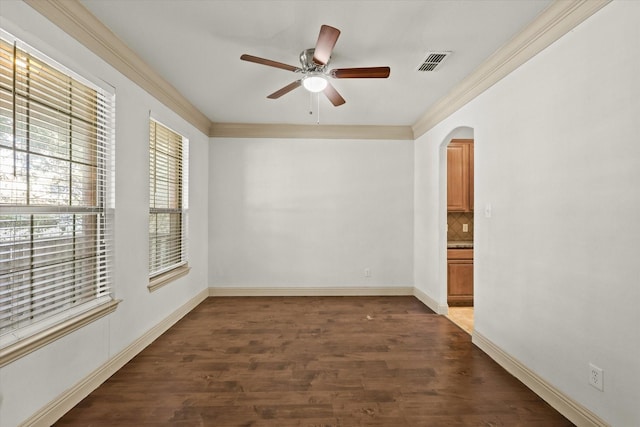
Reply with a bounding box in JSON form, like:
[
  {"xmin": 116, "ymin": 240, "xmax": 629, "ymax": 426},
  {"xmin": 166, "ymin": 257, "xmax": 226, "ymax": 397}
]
[{"xmin": 438, "ymin": 126, "xmax": 474, "ymax": 333}]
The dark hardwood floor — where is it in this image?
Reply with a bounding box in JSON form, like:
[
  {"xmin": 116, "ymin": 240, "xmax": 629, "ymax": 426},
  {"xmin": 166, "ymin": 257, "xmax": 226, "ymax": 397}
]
[{"xmin": 56, "ymin": 296, "xmax": 573, "ymax": 426}]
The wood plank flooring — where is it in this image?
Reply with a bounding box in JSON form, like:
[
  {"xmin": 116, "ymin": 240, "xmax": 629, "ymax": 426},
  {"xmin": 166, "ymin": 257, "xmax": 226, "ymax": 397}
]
[{"xmin": 56, "ymin": 296, "xmax": 573, "ymax": 426}]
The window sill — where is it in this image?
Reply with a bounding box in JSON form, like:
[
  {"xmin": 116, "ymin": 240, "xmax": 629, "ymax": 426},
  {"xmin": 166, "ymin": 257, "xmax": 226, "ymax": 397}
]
[
  {"xmin": 0, "ymin": 298, "xmax": 121, "ymax": 368},
  {"xmin": 148, "ymin": 264, "xmax": 191, "ymax": 292}
]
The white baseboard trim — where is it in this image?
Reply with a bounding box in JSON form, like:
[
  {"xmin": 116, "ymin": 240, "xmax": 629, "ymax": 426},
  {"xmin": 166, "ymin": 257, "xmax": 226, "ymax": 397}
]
[
  {"xmin": 20, "ymin": 286, "xmax": 461, "ymax": 426},
  {"xmin": 22, "ymin": 288, "xmax": 209, "ymax": 427},
  {"xmin": 209, "ymin": 286, "xmax": 414, "ymax": 297},
  {"xmin": 209, "ymin": 287, "xmax": 451, "ymax": 316},
  {"xmin": 412, "ymin": 287, "xmax": 448, "ymax": 315},
  {"xmin": 472, "ymin": 331, "xmax": 609, "ymax": 427}
]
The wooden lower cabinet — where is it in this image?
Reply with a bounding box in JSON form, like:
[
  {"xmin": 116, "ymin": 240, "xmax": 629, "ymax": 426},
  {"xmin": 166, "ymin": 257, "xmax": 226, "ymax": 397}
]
[{"xmin": 447, "ymin": 249, "xmax": 473, "ymax": 306}]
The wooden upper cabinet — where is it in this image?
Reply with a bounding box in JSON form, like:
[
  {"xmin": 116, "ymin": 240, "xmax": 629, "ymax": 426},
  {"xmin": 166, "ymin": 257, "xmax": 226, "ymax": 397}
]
[
  {"xmin": 468, "ymin": 141, "xmax": 474, "ymax": 211},
  {"xmin": 447, "ymin": 139, "xmax": 474, "ymax": 212}
]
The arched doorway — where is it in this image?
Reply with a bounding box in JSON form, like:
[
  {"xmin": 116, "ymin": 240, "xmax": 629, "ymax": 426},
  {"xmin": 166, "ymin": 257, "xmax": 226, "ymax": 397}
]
[{"xmin": 439, "ymin": 127, "xmax": 474, "ymax": 334}]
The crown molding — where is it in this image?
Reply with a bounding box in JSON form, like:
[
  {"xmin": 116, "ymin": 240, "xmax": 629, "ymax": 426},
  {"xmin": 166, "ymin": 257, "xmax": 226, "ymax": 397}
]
[
  {"xmin": 23, "ymin": 0, "xmax": 611, "ymax": 141},
  {"xmin": 23, "ymin": 0, "xmax": 213, "ymax": 136},
  {"xmin": 22, "ymin": 0, "xmax": 411, "ymax": 141},
  {"xmin": 411, "ymin": 0, "xmax": 611, "ymax": 138},
  {"xmin": 210, "ymin": 122, "xmax": 414, "ymax": 140}
]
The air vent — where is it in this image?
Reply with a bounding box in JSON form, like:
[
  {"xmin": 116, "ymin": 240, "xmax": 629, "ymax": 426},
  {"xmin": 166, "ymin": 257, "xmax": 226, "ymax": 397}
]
[{"xmin": 418, "ymin": 51, "xmax": 451, "ymax": 72}]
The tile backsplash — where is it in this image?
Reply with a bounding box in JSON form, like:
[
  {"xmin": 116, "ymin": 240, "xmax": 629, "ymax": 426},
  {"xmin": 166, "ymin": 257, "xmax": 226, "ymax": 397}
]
[{"xmin": 448, "ymin": 212, "xmax": 474, "ymax": 242}]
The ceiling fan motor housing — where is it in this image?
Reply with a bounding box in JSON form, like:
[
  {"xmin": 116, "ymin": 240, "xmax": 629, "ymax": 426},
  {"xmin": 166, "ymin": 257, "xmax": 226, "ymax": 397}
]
[
  {"xmin": 240, "ymin": 25, "xmax": 388, "ymax": 106},
  {"xmin": 300, "ymin": 48, "xmax": 328, "ymax": 72}
]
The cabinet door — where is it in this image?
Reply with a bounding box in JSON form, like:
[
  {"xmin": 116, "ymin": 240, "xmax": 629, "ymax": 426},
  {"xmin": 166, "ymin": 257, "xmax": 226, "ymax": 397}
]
[
  {"xmin": 448, "ymin": 261, "xmax": 473, "ymax": 306},
  {"xmin": 447, "ymin": 143, "xmax": 469, "ymax": 212},
  {"xmin": 468, "ymin": 142, "xmax": 474, "ymax": 211}
]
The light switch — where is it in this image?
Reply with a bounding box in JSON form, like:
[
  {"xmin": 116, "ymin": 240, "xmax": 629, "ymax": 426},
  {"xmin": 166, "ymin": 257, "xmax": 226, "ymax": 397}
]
[{"xmin": 462, "ymin": 224, "xmax": 469, "ymax": 232}]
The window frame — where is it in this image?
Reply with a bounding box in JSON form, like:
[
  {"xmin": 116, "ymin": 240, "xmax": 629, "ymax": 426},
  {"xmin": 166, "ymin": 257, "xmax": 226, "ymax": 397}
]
[
  {"xmin": 147, "ymin": 118, "xmax": 189, "ymax": 291},
  {"xmin": 0, "ymin": 30, "xmax": 118, "ymax": 367}
]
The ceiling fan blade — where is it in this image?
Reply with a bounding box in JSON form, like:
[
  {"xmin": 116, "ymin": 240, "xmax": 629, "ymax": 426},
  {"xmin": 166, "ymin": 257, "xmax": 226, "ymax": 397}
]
[
  {"xmin": 323, "ymin": 82, "xmax": 346, "ymax": 106},
  {"xmin": 313, "ymin": 25, "xmax": 340, "ymax": 66},
  {"xmin": 330, "ymin": 67, "xmax": 391, "ymax": 79},
  {"xmin": 267, "ymin": 80, "xmax": 302, "ymax": 99},
  {"xmin": 240, "ymin": 54, "xmax": 301, "ymax": 72}
]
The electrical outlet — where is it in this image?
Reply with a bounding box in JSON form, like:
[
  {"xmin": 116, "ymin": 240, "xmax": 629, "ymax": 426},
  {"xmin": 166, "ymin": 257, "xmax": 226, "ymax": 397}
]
[
  {"xmin": 589, "ymin": 363, "xmax": 604, "ymax": 391},
  {"xmin": 364, "ymin": 268, "xmax": 371, "ymax": 278},
  {"xmin": 462, "ymin": 223, "xmax": 469, "ymax": 232}
]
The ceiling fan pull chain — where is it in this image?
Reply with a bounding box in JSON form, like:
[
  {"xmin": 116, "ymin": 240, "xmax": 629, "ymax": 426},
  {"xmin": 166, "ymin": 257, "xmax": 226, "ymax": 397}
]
[
  {"xmin": 309, "ymin": 91, "xmax": 313, "ymax": 116},
  {"xmin": 317, "ymin": 92, "xmax": 320, "ymax": 125}
]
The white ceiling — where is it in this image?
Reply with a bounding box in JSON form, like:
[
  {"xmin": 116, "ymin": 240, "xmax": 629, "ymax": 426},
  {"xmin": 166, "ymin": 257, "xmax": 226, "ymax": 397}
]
[{"xmin": 80, "ymin": 0, "xmax": 552, "ymax": 127}]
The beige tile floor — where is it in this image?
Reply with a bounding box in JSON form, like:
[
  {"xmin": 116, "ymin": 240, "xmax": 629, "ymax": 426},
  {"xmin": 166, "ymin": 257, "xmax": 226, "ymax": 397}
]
[{"xmin": 446, "ymin": 307, "xmax": 474, "ymax": 334}]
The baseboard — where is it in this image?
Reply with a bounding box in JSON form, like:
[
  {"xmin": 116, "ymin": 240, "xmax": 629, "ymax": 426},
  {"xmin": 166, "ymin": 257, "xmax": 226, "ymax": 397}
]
[
  {"xmin": 19, "ymin": 286, "xmax": 442, "ymax": 426},
  {"xmin": 21, "ymin": 288, "xmax": 209, "ymax": 427},
  {"xmin": 412, "ymin": 287, "xmax": 449, "ymax": 315},
  {"xmin": 20, "ymin": 288, "xmax": 608, "ymax": 426},
  {"xmin": 472, "ymin": 331, "xmax": 609, "ymax": 427},
  {"xmin": 209, "ymin": 286, "xmax": 414, "ymax": 297}
]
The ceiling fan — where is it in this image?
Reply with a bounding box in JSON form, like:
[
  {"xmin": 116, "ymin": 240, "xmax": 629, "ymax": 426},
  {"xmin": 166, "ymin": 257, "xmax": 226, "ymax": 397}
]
[{"xmin": 240, "ymin": 25, "xmax": 390, "ymax": 106}]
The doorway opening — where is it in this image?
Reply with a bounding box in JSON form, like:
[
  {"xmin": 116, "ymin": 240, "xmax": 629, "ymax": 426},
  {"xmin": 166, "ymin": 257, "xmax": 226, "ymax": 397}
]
[{"xmin": 441, "ymin": 128, "xmax": 474, "ymax": 334}]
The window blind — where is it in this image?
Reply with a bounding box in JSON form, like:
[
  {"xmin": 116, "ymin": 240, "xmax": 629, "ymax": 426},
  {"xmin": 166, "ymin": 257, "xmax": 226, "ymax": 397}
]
[
  {"xmin": 149, "ymin": 119, "xmax": 187, "ymax": 277},
  {"xmin": 0, "ymin": 34, "xmax": 114, "ymax": 343}
]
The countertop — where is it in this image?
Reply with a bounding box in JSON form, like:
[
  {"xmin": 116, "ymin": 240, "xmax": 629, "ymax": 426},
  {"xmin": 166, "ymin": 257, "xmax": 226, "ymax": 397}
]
[{"xmin": 447, "ymin": 241, "xmax": 474, "ymax": 249}]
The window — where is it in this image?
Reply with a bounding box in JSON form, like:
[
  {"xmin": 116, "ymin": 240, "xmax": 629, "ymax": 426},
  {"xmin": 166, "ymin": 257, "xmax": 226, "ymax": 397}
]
[
  {"xmin": 148, "ymin": 119, "xmax": 188, "ymax": 290},
  {"xmin": 0, "ymin": 32, "xmax": 116, "ymax": 364}
]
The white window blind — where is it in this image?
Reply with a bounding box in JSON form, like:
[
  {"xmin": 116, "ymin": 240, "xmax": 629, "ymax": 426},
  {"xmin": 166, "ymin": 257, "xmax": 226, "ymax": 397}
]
[
  {"xmin": 149, "ymin": 119, "xmax": 187, "ymax": 277},
  {"xmin": 0, "ymin": 33, "xmax": 115, "ymax": 344}
]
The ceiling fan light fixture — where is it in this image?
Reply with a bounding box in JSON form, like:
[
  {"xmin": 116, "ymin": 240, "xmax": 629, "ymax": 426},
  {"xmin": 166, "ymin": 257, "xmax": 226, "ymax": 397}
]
[
  {"xmin": 240, "ymin": 25, "xmax": 389, "ymax": 106},
  {"xmin": 302, "ymin": 74, "xmax": 327, "ymax": 93}
]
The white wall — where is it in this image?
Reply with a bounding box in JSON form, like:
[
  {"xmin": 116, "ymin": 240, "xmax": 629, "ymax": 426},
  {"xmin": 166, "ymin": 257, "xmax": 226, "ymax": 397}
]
[
  {"xmin": 0, "ymin": 4, "xmax": 209, "ymax": 427},
  {"xmin": 414, "ymin": 2, "xmax": 640, "ymax": 425},
  {"xmin": 209, "ymin": 138, "xmax": 414, "ymax": 288},
  {"xmin": 3, "ymin": 1, "xmax": 639, "ymax": 426}
]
